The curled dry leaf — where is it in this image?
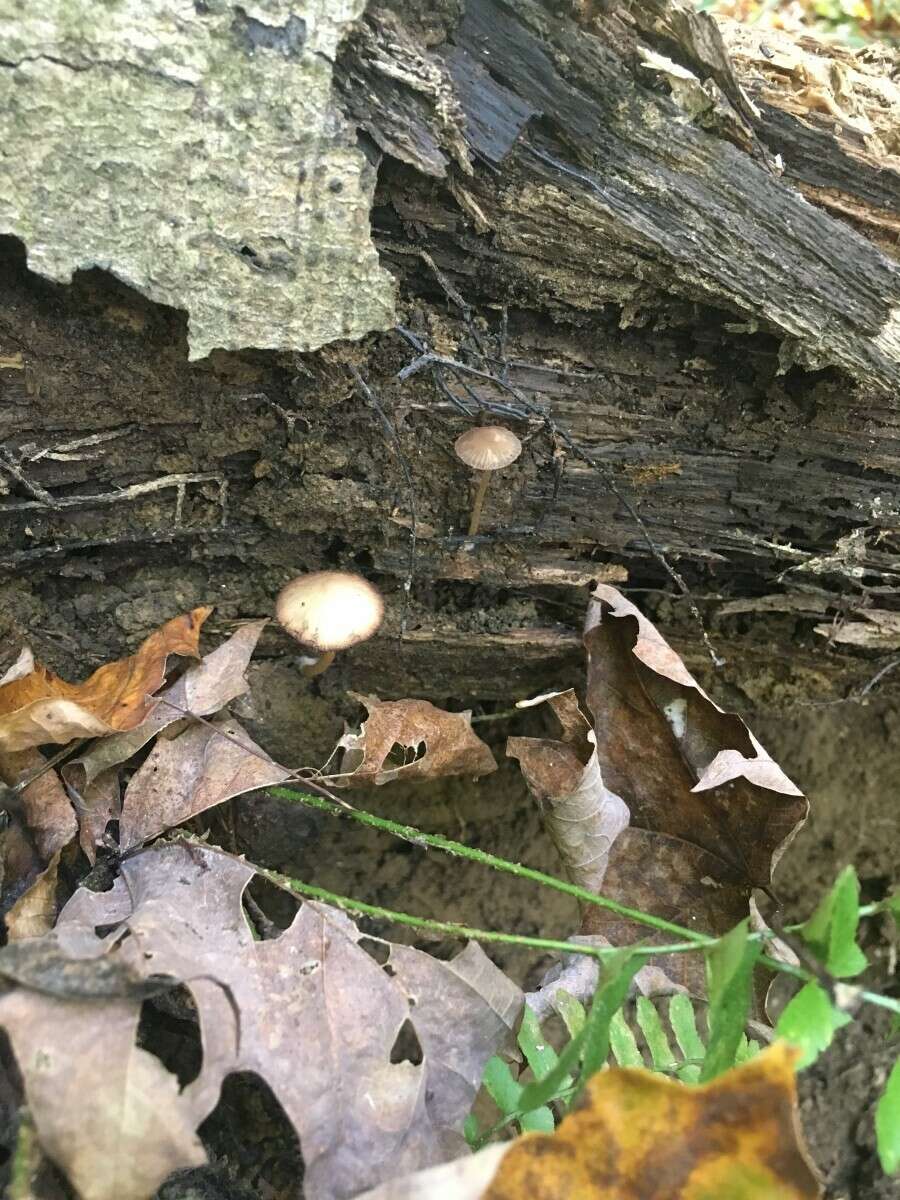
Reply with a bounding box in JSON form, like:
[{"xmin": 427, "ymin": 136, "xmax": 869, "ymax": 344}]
[
  {"xmin": 5, "ymin": 851, "xmax": 61, "ymax": 941},
  {"xmin": 0, "ymin": 749, "xmax": 77, "ymax": 932},
  {"xmin": 509, "ymin": 586, "xmax": 807, "ymax": 994},
  {"xmin": 53, "ymin": 843, "xmax": 522, "ymax": 1200},
  {"xmin": 68, "ymin": 619, "xmax": 268, "ymax": 789},
  {"xmin": 119, "ymin": 715, "xmax": 290, "ymax": 849},
  {"xmin": 333, "ymin": 693, "xmax": 497, "ymax": 786},
  {"xmin": 357, "ymin": 1043, "xmax": 819, "ymax": 1200},
  {"xmin": 0, "ymin": 607, "xmax": 212, "ymax": 752}
]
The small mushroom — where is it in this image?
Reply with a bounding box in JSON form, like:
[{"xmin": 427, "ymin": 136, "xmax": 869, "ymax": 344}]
[
  {"xmin": 454, "ymin": 426, "xmax": 523, "ymax": 537},
  {"xmin": 275, "ymin": 571, "xmax": 384, "ymax": 677}
]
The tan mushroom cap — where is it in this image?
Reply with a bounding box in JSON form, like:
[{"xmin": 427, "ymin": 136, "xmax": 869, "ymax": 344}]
[
  {"xmin": 276, "ymin": 571, "xmax": 384, "ymax": 652},
  {"xmin": 454, "ymin": 426, "xmax": 522, "ymax": 472}
]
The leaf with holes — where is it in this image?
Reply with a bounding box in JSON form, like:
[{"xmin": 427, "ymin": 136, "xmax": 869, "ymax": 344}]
[
  {"xmin": 49, "ymin": 842, "xmax": 523, "ymax": 1200},
  {"xmin": 332, "ymin": 693, "xmax": 497, "ymax": 786},
  {"xmin": 509, "ymin": 585, "xmax": 807, "ymax": 996},
  {"xmin": 0, "ymin": 988, "xmax": 205, "ymax": 1200},
  {"xmin": 0, "ymin": 608, "xmax": 211, "ymax": 752}
]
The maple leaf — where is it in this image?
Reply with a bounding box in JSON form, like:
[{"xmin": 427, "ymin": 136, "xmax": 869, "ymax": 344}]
[
  {"xmin": 0, "ymin": 607, "xmax": 212, "ymax": 752},
  {"xmin": 509, "ymin": 585, "xmax": 807, "ymax": 993},
  {"xmin": 332, "ymin": 693, "xmax": 497, "ymax": 786},
  {"xmin": 356, "ymin": 1043, "xmax": 820, "ymax": 1199}
]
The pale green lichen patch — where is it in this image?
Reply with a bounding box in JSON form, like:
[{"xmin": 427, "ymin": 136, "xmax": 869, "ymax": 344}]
[{"xmin": 0, "ymin": 0, "xmax": 395, "ymax": 359}]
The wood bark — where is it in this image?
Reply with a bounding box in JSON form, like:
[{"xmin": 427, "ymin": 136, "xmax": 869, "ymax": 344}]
[{"xmin": 2, "ymin": 0, "xmax": 900, "ymax": 712}]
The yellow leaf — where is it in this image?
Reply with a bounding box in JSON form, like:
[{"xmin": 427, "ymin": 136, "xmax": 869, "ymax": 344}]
[
  {"xmin": 0, "ymin": 608, "xmax": 212, "ymax": 751},
  {"xmin": 483, "ymin": 1043, "xmax": 820, "ymax": 1200}
]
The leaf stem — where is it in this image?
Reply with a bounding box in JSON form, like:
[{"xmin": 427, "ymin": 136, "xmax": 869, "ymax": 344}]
[{"xmin": 270, "ymin": 786, "xmax": 714, "ymax": 946}]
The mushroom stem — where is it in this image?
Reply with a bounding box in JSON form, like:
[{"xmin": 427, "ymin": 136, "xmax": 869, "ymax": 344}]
[
  {"xmin": 302, "ymin": 649, "xmax": 336, "ymax": 678},
  {"xmin": 468, "ymin": 470, "xmax": 491, "ymax": 536}
]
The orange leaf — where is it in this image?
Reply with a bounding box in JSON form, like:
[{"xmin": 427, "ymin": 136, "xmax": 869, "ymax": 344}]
[
  {"xmin": 483, "ymin": 1043, "xmax": 819, "ymax": 1200},
  {"xmin": 0, "ymin": 608, "xmax": 212, "ymax": 752}
]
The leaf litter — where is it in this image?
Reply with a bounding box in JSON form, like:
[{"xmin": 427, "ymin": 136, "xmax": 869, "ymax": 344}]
[{"xmin": 0, "ymin": 589, "xmax": 827, "ymax": 1199}]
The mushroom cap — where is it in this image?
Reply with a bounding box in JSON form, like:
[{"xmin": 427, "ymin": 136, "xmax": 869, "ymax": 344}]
[
  {"xmin": 276, "ymin": 571, "xmax": 384, "ymax": 652},
  {"xmin": 454, "ymin": 426, "xmax": 522, "ymax": 472}
]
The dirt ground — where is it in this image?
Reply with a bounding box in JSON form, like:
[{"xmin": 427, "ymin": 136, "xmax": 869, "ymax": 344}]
[{"xmin": 197, "ymin": 659, "xmax": 900, "ymax": 1200}]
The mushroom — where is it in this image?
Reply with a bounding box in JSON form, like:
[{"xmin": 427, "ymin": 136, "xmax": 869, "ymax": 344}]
[
  {"xmin": 454, "ymin": 425, "xmax": 523, "ymax": 537},
  {"xmin": 275, "ymin": 571, "xmax": 384, "ymax": 677}
]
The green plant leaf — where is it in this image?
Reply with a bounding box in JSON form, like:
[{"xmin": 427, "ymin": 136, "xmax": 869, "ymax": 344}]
[
  {"xmin": 463, "ymin": 1113, "xmax": 480, "ymax": 1149},
  {"xmin": 775, "ymin": 981, "xmax": 852, "ymax": 1070},
  {"xmin": 701, "ymin": 919, "xmax": 761, "ymax": 1082},
  {"xmin": 876, "ymin": 1056, "xmax": 900, "ymax": 1175},
  {"xmin": 636, "ymin": 996, "xmax": 677, "ymax": 1073},
  {"xmin": 554, "ymin": 989, "xmax": 586, "ymax": 1039},
  {"xmin": 518, "ymin": 1004, "xmax": 563, "ymax": 1083},
  {"xmin": 669, "ymin": 993, "xmax": 705, "ymax": 1061},
  {"xmin": 669, "ymin": 993, "xmax": 705, "ymax": 1082},
  {"xmin": 482, "ymin": 1056, "xmax": 554, "ymax": 1133},
  {"xmin": 577, "ymin": 950, "xmax": 642, "ymax": 1092},
  {"xmin": 520, "ymin": 949, "xmax": 639, "ymax": 1110},
  {"xmin": 735, "ymin": 1034, "xmax": 761, "ymax": 1064},
  {"xmin": 608, "ymin": 1008, "xmax": 643, "ymax": 1068},
  {"xmin": 802, "ymin": 866, "xmax": 868, "ymax": 978}
]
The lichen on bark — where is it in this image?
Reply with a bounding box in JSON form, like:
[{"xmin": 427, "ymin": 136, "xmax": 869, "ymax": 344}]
[{"xmin": 0, "ymin": 0, "xmax": 395, "ymax": 359}]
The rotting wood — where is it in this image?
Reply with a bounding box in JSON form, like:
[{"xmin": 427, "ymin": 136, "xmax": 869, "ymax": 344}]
[{"xmin": 1, "ymin": 0, "xmax": 900, "ymax": 714}]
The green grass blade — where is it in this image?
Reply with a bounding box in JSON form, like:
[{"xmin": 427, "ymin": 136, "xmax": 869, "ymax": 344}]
[
  {"xmin": 577, "ymin": 950, "xmax": 642, "ymax": 1096},
  {"xmin": 876, "ymin": 1056, "xmax": 900, "ymax": 1174},
  {"xmin": 554, "ymin": 989, "xmax": 586, "ymax": 1039},
  {"xmin": 636, "ymin": 996, "xmax": 677, "ymax": 1073},
  {"xmin": 700, "ymin": 920, "xmax": 760, "ymax": 1082},
  {"xmin": 608, "ymin": 1008, "xmax": 643, "ymax": 1068},
  {"xmin": 463, "ymin": 1113, "xmax": 480, "ymax": 1148},
  {"xmin": 775, "ymin": 980, "xmax": 851, "ymax": 1070}
]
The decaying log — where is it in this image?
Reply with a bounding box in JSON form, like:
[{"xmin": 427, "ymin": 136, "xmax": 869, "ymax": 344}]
[{"xmin": 1, "ymin": 0, "xmax": 900, "ymax": 714}]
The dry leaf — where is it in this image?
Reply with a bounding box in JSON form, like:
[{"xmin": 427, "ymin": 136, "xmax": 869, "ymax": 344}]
[
  {"xmin": 5, "ymin": 852, "xmax": 60, "ymax": 941},
  {"xmin": 508, "ymin": 690, "xmax": 629, "ymax": 895},
  {"xmin": 0, "ymin": 749, "xmax": 76, "ymax": 862},
  {"xmin": 119, "ymin": 715, "xmax": 290, "ymax": 848},
  {"xmin": 0, "ymin": 988, "xmax": 205, "ymax": 1200},
  {"xmin": 0, "ymin": 646, "xmax": 35, "ymax": 685},
  {"xmin": 333, "ymin": 693, "xmax": 497, "ymax": 786},
  {"xmin": 359, "ymin": 1044, "xmax": 819, "ymax": 1199},
  {"xmin": 68, "ymin": 619, "xmax": 267, "ymax": 789},
  {"xmin": 67, "ymin": 766, "xmax": 121, "ymax": 863},
  {"xmin": 0, "ymin": 749, "xmax": 76, "ymax": 932},
  {"xmin": 56, "ymin": 843, "xmax": 522, "ymax": 1200},
  {"xmin": 509, "ymin": 586, "xmax": 807, "ymax": 993},
  {"xmin": 0, "ymin": 607, "xmax": 211, "ymax": 752}
]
